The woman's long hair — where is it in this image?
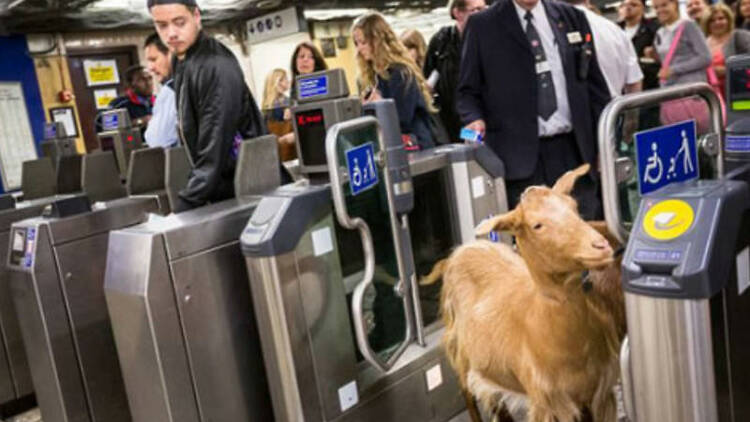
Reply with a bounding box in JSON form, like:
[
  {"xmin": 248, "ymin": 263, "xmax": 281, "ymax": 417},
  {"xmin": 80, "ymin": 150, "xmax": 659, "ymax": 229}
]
[
  {"xmin": 400, "ymin": 29, "xmax": 427, "ymax": 69},
  {"xmin": 262, "ymin": 68, "xmax": 287, "ymax": 111},
  {"xmin": 352, "ymin": 12, "xmax": 436, "ymax": 113}
]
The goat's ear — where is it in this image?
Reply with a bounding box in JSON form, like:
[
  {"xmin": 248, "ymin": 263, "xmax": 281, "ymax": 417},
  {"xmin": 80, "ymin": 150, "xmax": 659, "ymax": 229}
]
[
  {"xmin": 475, "ymin": 209, "xmax": 520, "ymax": 236},
  {"xmin": 552, "ymin": 164, "xmax": 591, "ymax": 195}
]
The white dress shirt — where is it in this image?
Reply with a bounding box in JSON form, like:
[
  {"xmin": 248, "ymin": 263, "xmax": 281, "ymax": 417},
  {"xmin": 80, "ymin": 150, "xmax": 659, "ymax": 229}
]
[
  {"xmin": 144, "ymin": 80, "xmax": 179, "ymax": 149},
  {"xmin": 576, "ymin": 5, "xmax": 643, "ymax": 97},
  {"xmin": 514, "ymin": 0, "xmax": 573, "ymax": 137}
]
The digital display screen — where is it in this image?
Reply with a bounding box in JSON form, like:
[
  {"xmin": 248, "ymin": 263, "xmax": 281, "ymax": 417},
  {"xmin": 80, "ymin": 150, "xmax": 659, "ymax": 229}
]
[
  {"xmin": 729, "ymin": 67, "xmax": 750, "ymax": 110},
  {"xmin": 298, "ymin": 75, "xmax": 329, "ymax": 99},
  {"xmin": 102, "ymin": 113, "xmax": 120, "ymax": 131},
  {"xmin": 99, "ymin": 135, "xmax": 115, "ymax": 152},
  {"xmin": 295, "ymin": 109, "xmax": 327, "ymax": 167},
  {"xmin": 44, "ymin": 123, "xmax": 57, "ymax": 140}
]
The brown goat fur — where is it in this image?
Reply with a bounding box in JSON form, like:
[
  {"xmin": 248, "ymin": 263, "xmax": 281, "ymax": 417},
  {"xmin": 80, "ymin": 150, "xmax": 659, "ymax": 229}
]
[{"xmin": 423, "ymin": 165, "xmax": 623, "ymax": 422}]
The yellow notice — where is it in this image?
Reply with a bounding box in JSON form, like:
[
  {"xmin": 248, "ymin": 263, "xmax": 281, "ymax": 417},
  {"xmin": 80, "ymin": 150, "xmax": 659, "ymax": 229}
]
[
  {"xmin": 88, "ymin": 66, "xmax": 114, "ymax": 83},
  {"xmin": 643, "ymin": 199, "xmax": 695, "ymax": 241},
  {"xmin": 83, "ymin": 59, "xmax": 120, "ymax": 86}
]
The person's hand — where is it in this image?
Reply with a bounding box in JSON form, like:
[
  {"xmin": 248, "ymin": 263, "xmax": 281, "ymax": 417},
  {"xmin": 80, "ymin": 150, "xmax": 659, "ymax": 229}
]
[
  {"xmin": 643, "ymin": 46, "xmax": 658, "ymax": 61},
  {"xmin": 362, "ymin": 88, "xmax": 382, "ymax": 104},
  {"xmin": 279, "ymin": 132, "xmax": 295, "ymax": 145},
  {"xmin": 714, "ymin": 65, "xmax": 726, "ymax": 78},
  {"xmin": 658, "ymin": 67, "xmax": 672, "ymax": 80},
  {"xmin": 465, "ymin": 119, "xmax": 486, "ymax": 137}
]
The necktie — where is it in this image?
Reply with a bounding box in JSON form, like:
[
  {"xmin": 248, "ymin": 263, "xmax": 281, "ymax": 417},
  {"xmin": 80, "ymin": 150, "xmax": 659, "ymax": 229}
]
[{"xmin": 525, "ymin": 11, "xmax": 557, "ymax": 120}]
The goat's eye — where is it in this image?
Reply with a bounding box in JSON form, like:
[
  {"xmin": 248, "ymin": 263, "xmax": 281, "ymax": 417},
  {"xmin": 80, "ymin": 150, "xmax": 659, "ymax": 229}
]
[{"xmin": 532, "ymin": 223, "xmax": 543, "ymax": 230}]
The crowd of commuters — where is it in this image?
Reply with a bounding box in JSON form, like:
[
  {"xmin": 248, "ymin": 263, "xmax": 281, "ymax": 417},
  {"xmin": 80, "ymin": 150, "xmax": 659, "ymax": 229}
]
[{"xmin": 109, "ymin": 0, "xmax": 748, "ymax": 214}]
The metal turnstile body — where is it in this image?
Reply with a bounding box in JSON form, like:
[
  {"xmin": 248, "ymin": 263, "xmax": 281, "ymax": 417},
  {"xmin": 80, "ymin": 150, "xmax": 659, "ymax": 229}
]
[
  {"xmin": 621, "ymin": 177, "xmax": 750, "ymax": 422},
  {"xmin": 104, "ymin": 199, "xmax": 273, "ymax": 422},
  {"xmin": 242, "ymin": 127, "xmax": 507, "ymax": 421},
  {"xmin": 103, "ymin": 135, "xmax": 282, "ymax": 422},
  {"xmin": 41, "ymin": 122, "xmax": 77, "ymax": 168},
  {"xmin": 6, "ymin": 196, "xmax": 162, "ymax": 422},
  {"xmin": 97, "ymin": 109, "xmax": 144, "ymax": 179}
]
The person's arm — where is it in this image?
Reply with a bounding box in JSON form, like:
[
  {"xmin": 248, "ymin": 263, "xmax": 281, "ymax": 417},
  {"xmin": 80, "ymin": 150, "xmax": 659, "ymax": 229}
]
[
  {"xmin": 669, "ymin": 21, "xmax": 712, "ymax": 76},
  {"xmin": 456, "ymin": 15, "xmax": 486, "ymax": 134},
  {"xmin": 581, "ymin": 16, "xmax": 612, "ymax": 122},
  {"xmin": 423, "ymin": 30, "xmax": 441, "ymax": 78},
  {"xmin": 380, "ymin": 67, "xmax": 419, "ymax": 133},
  {"xmin": 177, "ymin": 57, "xmax": 245, "ymax": 209},
  {"xmin": 144, "ymin": 86, "xmax": 179, "ymax": 148},
  {"xmin": 623, "ymin": 33, "xmax": 644, "ymax": 93}
]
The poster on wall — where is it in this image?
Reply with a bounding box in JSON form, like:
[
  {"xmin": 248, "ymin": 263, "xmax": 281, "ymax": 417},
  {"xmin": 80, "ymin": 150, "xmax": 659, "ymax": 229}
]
[
  {"xmin": 93, "ymin": 88, "xmax": 118, "ymax": 110},
  {"xmin": 0, "ymin": 82, "xmax": 39, "ymax": 190},
  {"xmin": 83, "ymin": 59, "xmax": 120, "ymax": 87},
  {"xmin": 50, "ymin": 106, "xmax": 79, "ymax": 138}
]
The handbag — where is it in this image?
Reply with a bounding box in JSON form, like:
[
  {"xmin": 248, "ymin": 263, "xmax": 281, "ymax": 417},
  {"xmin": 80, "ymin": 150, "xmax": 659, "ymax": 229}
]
[{"xmin": 659, "ymin": 22, "xmax": 712, "ymax": 133}]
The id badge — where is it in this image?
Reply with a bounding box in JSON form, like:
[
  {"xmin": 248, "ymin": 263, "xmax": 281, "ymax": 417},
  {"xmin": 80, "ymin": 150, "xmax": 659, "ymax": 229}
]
[{"xmin": 536, "ymin": 61, "xmax": 551, "ymax": 74}]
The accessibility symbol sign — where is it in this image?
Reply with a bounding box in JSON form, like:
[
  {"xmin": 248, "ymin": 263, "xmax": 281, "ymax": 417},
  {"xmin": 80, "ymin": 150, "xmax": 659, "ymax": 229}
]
[
  {"xmin": 635, "ymin": 120, "xmax": 699, "ymax": 195},
  {"xmin": 345, "ymin": 142, "xmax": 378, "ymax": 196}
]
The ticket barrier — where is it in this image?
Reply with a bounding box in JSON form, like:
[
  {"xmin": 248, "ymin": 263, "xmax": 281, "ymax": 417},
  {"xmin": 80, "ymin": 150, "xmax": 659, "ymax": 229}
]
[
  {"xmin": 241, "ymin": 100, "xmax": 507, "ymax": 421},
  {"xmin": 0, "ymin": 152, "xmax": 124, "ymax": 412},
  {"xmin": 619, "ymin": 165, "xmax": 750, "ymax": 422},
  {"xmin": 40, "ymin": 122, "xmax": 76, "ymax": 169},
  {"xmin": 103, "ymin": 136, "xmax": 280, "ymax": 422},
  {"xmin": 4, "ymin": 147, "xmax": 174, "ymax": 422},
  {"xmin": 97, "ymin": 109, "xmax": 144, "ymax": 179}
]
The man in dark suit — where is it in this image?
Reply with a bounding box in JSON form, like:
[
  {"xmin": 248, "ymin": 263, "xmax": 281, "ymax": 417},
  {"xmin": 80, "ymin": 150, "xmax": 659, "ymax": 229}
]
[{"xmin": 457, "ymin": 0, "xmax": 611, "ymax": 219}]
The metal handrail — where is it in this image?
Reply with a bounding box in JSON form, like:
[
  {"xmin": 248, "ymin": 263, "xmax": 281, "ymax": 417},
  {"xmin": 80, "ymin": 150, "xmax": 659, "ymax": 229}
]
[
  {"xmin": 325, "ymin": 116, "xmax": 414, "ymax": 373},
  {"xmin": 597, "ymin": 82, "xmax": 724, "ymax": 244}
]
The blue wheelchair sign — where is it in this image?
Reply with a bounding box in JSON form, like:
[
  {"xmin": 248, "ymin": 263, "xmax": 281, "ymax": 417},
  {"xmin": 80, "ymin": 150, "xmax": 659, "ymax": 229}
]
[
  {"xmin": 345, "ymin": 142, "xmax": 378, "ymax": 196},
  {"xmin": 634, "ymin": 120, "xmax": 699, "ymax": 195}
]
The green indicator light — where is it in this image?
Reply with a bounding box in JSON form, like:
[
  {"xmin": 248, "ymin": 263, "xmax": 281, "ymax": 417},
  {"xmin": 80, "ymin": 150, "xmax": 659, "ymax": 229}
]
[{"xmin": 732, "ymin": 100, "xmax": 750, "ymax": 111}]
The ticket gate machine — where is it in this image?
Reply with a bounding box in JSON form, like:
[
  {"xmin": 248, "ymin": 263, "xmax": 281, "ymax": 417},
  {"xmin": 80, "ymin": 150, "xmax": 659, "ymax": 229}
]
[
  {"xmin": 103, "ymin": 136, "xmax": 281, "ymax": 422},
  {"xmin": 292, "ymin": 69, "xmax": 361, "ymax": 176},
  {"xmin": 40, "ymin": 122, "xmax": 76, "ymax": 168},
  {"xmin": 97, "ymin": 109, "xmax": 144, "ymax": 179},
  {"xmin": 0, "ymin": 152, "xmax": 123, "ymax": 413},
  {"xmin": 5, "ymin": 149, "xmax": 174, "ymax": 422},
  {"xmin": 242, "ymin": 100, "xmax": 507, "ymax": 421}
]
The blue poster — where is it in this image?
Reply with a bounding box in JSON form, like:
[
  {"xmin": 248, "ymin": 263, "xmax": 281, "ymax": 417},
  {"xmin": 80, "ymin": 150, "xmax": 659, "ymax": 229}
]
[
  {"xmin": 345, "ymin": 142, "xmax": 378, "ymax": 196},
  {"xmin": 634, "ymin": 120, "xmax": 699, "ymax": 195},
  {"xmin": 299, "ymin": 75, "xmax": 329, "ymax": 99}
]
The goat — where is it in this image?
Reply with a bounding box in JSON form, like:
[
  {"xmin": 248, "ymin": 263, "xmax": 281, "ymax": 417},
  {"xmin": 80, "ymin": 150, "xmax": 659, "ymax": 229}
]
[{"xmin": 422, "ymin": 165, "xmax": 622, "ymax": 422}]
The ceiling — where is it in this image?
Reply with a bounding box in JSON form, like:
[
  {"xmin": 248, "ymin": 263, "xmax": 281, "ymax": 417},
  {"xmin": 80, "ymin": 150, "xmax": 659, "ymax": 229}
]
[{"xmin": 0, "ymin": 0, "xmax": 450, "ymax": 34}]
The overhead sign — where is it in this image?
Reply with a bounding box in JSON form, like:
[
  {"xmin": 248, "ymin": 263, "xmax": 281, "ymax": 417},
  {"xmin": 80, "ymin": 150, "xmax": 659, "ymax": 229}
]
[
  {"xmin": 246, "ymin": 6, "xmax": 306, "ymax": 45},
  {"xmin": 345, "ymin": 142, "xmax": 378, "ymax": 196},
  {"xmin": 635, "ymin": 120, "xmax": 699, "ymax": 195},
  {"xmin": 642, "ymin": 199, "xmax": 695, "ymax": 241},
  {"xmin": 83, "ymin": 59, "xmax": 120, "ymax": 87}
]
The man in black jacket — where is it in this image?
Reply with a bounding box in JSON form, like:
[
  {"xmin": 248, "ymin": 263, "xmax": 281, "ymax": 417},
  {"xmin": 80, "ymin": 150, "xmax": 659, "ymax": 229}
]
[
  {"xmin": 457, "ymin": 0, "xmax": 610, "ymax": 219},
  {"xmin": 423, "ymin": 0, "xmax": 486, "ymax": 142},
  {"xmin": 149, "ymin": 0, "xmax": 267, "ymax": 212}
]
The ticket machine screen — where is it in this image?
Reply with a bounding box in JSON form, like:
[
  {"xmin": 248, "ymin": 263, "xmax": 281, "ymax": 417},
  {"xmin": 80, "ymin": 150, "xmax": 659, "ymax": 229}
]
[
  {"xmin": 44, "ymin": 123, "xmax": 57, "ymax": 140},
  {"xmin": 729, "ymin": 67, "xmax": 750, "ymax": 110},
  {"xmin": 296, "ymin": 109, "xmax": 327, "ymax": 167}
]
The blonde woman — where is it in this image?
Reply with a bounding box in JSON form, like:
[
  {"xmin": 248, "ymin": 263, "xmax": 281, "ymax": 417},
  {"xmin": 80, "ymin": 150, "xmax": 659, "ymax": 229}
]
[
  {"xmin": 400, "ymin": 29, "xmax": 427, "ymax": 69},
  {"xmin": 261, "ymin": 68, "xmax": 295, "ymax": 160},
  {"xmin": 353, "ymin": 12, "xmax": 440, "ymax": 150},
  {"xmin": 703, "ymin": 3, "xmax": 750, "ymax": 101}
]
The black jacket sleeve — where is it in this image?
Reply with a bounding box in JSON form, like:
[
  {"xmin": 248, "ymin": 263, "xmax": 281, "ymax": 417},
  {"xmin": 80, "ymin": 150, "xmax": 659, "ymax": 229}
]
[
  {"xmin": 579, "ymin": 14, "xmax": 611, "ymax": 130},
  {"xmin": 457, "ymin": 15, "xmax": 485, "ymax": 125},
  {"xmin": 380, "ymin": 67, "xmax": 420, "ymax": 134},
  {"xmin": 177, "ymin": 56, "xmax": 244, "ymax": 209}
]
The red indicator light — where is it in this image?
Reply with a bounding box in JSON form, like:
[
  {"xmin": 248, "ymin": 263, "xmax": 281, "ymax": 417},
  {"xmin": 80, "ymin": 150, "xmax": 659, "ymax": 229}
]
[{"xmin": 127, "ymin": 135, "xmax": 133, "ymax": 142}]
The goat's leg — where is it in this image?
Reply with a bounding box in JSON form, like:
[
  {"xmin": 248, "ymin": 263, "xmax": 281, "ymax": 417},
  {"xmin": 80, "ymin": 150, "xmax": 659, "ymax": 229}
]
[
  {"xmin": 463, "ymin": 389, "xmax": 483, "ymax": 422},
  {"xmin": 490, "ymin": 403, "xmax": 515, "ymax": 422}
]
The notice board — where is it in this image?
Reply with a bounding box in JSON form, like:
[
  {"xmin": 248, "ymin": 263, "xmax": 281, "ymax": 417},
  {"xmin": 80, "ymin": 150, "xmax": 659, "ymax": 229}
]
[{"xmin": 0, "ymin": 82, "xmax": 39, "ymax": 190}]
